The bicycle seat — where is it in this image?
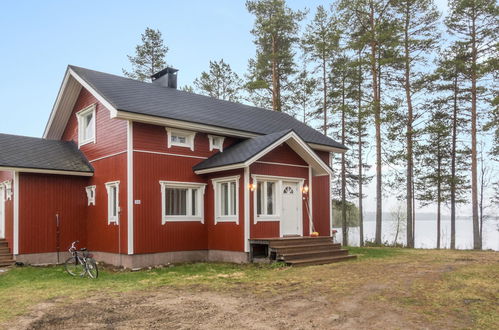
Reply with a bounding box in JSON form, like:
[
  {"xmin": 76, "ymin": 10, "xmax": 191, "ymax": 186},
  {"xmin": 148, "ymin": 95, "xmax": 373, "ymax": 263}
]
[{"xmin": 80, "ymin": 248, "xmax": 87, "ymax": 251}]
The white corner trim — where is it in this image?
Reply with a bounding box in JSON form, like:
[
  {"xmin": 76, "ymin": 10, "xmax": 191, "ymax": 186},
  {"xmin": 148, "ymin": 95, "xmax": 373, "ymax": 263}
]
[
  {"xmin": 13, "ymin": 171, "xmax": 19, "ymax": 255},
  {"xmin": 159, "ymin": 181, "xmax": 206, "ymax": 224},
  {"xmin": 76, "ymin": 103, "xmax": 96, "ymax": 148},
  {"xmin": 165, "ymin": 127, "xmax": 196, "ymax": 151},
  {"xmin": 212, "ymin": 175, "xmax": 240, "ymax": 224},
  {"xmin": 127, "ymin": 120, "xmax": 134, "ymax": 254},
  {"xmin": 329, "ymin": 174, "xmax": 333, "ymax": 237},
  {"xmin": 308, "ymin": 166, "xmax": 313, "ymax": 235},
  {"xmin": 244, "ymin": 167, "xmax": 250, "ymax": 252},
  {"xmin": 208, "ymin": 134, "xmax": 225, "ymax": 152}
]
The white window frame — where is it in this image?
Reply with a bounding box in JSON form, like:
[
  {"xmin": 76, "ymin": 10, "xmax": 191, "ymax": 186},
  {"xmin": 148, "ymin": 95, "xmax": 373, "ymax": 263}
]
[
  {"xmin": 165, "ymin": 128, "xmax": 196, "ymax": 151},
  {"xmin": 212, "ymin": 175, "xmax": 240, "ymax": 224},
  {"xmin": 105, "ymin": 181, "xmax": 120, "ymax": 224},
  {"xmin": 208, "ymin": 135, "xmax": 225, "ymax": 152},
  {"xmin": 76, "ymin": 104, "xmax": 96, "ymax": 148},
  {"xmin": 160, "ymin": 181, "xmax": 206, "ymax": 224},
  {"xmin": 252, "ymin": 174, "xmax": 304, "ymax": 223},
  {"xmin": 85, "ymin": 185, "xmax": 96, "ymax": 206}
]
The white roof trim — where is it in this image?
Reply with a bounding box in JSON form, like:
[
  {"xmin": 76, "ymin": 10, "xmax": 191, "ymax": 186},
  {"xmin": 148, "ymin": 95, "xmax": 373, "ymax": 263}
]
[
  {"xmin": 194, "ymin": 131, "xmax": 333, "ymax": 176},
  {"xmin": 0, "ymin": 166, "xmax": 93, "ymax": 177}
]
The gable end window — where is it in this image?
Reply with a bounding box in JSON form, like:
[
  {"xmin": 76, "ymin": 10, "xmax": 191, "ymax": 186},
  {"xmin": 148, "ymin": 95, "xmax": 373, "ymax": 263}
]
[
  {"xmin": 85, "ymin": 185, "xmax": 96, "ymax": 206},
  {"xmin": 208, "ymin": 135, "xmax": 225, "ymax": 152},
  {"xmin": 76, "ymin": 104, "xmax": 96, "ymax": 147},
  {"xmin": 105, "ymin": 181, "xmax": 120, "ymax": 224},
  {"xmin": 165, "ymin": 128, "xmax": 196, "ymax": 151},
  {"xmin": 212, "ymin": 176, "xmax": 240, "ymax": 224},
  {"xmin": 160, "ymin": 181, "xmax": 206, "ymax": 224}
]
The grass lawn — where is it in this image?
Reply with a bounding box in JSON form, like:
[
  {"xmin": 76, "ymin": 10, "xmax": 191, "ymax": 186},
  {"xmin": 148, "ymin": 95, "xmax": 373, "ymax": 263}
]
[{"xmin": 0, "ymin": 247, "xmax": 497, "ymax": 329}]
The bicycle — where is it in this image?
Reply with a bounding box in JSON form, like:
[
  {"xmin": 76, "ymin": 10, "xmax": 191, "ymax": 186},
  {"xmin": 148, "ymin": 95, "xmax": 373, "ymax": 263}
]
[{"xmin": 64, "ymin": 241, "xmax": 99, "ymax": 278}]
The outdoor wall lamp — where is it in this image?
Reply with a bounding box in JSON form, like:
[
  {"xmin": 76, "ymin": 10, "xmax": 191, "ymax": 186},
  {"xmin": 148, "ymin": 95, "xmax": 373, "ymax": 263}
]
[
  {"xmin": 248, "ymin": 183, "xmax": 257, "ymax": 191},
  {"xmin": 301, "ymin": 185, "xmax": 309, "ymax": 195}
]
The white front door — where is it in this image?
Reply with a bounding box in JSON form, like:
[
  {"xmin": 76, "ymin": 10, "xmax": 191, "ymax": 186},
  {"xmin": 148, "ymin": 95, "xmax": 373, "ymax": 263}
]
[
  {"xmin": 0, "ymin": 186, "xmax": 5, "ymax": 239},
  {"xmin": 280, "ymin": 182, "xmax": 301, "ymax": 236}
]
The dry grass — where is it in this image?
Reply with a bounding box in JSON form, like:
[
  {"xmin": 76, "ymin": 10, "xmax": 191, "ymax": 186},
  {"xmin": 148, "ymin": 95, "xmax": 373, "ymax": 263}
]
[{"xmin": 0, "ymin": 248, "xmax": 497, "ymax": 329}]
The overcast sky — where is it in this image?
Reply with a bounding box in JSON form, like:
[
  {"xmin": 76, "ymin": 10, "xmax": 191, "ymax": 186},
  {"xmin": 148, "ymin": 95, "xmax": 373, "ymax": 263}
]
[{"xmin": 3, "ymin": 0, "xmax": 493, "ymax": 216}]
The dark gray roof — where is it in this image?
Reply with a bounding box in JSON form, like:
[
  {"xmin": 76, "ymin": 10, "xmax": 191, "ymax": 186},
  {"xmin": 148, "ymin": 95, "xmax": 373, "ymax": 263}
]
[
  {"xmin": 69, "ymin": 65, "xmax": 346, "ymax": 150},
  {"xmin": 0, "ymin": 133, "xmax": 93, "ymax": 173},
  {"xmin": 193, "ymin": 129, "xmax": 292, "ymax": 171}
]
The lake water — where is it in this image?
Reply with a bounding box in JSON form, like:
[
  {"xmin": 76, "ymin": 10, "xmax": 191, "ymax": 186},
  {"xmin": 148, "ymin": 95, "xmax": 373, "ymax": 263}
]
[{"xmin": 334, "ymin": 219, "xmax": 499, "ymax": 251}]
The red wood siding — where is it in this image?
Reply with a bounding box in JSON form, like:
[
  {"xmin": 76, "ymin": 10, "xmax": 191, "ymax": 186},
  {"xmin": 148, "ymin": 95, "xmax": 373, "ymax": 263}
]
[
  {"xmin": 133, "ymin": 151, "xmax": 207, "ymax": 254},
  {"xmin": 258, "ymin": 144, "xmax": 308, "ymax": 166},
  {"xmin": 18, "ymin": 173, "xmax": 88, "ymax": 254},
  {"xmin": 133, "ymin": 122, "xmax": 239, "ymax": 157},
  {"xmin": 316, "ymin": 150, "xmax": 331, "ymax": 165},
  {"xmin": 61, "ymin": 88, "xmax": 127, "ymax": 161},
  {"xmin": 85, "ymin": 153, "xmax": 128, "ymax": 254},
  {"xmin": 204, "ymin": 169, "xmax": 245, "ymax": 252},
  {"xmin": 249, "ymin": 161, "xmax": 310, "ymax": 238},
  {"xmin": 312, "ymin": 175, "xmax": 331, "ymax": 236},
  {"xmin": 0, "ymin": 171, "xmax": 14, "ymax": 250}
]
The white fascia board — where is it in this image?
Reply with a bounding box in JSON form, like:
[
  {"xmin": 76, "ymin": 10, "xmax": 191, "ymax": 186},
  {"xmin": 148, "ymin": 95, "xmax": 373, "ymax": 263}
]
[
  {"xmin": 68, "ymin": 68, "xmax": 118, "ymax": 117},
  {"xmin": 309, "ymin": 143, "xmax": 347, "ymax": 154},
  {"xmin": 0, "ymin": 167, "xmax": 93, "ymax": 177},
  {"xmin": 43, "ymin": 68, "xmax": 71, "ymax": 139}
]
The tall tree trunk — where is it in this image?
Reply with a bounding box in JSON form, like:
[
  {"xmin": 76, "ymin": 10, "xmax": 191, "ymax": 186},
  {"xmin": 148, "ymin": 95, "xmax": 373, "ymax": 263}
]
[
  {"xmin": 470, "ymin": 10, "xmax": 480, "ymax": 249},
  {"xmin": 450, "ymin": 72, "xmax": 458, "ymax": 249},
  {"xmin": 370, "ymin": 3, "xmax": 382, "ymax": 245},
  {"xmin": 323, "ymin": 59, "xmax": 328, "ymax": 135},
  {"xmin": 271, "ymin": 35, "xmax": 281, "ymax": 112},
  {"xmin": 341, "ymin": 76, "xmax": 348, "ymax": 246},
  {"xmin": 357, "ymin": 49, "xmax": 364, "ymax": 247},
  {"xmin": 437, "ymin": 148, "xmax": 442, "ymax": 249},
  {"xmin": 403, "ymin": 3, "xmax": 414, "ymax": 248}
]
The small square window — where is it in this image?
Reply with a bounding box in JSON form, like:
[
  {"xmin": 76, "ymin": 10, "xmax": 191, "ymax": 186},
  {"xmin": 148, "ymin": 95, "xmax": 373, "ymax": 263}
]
[
  {"xmin": 208, "ymin": 135, "xmax": 225, "ymax": 152},
  {"xmin": 166, "ymin": 128, "xmax": 195, "ymax": 151},
  {"xmin": 76, "ymin": 104, "xmax": 96, "ymax": 147}
]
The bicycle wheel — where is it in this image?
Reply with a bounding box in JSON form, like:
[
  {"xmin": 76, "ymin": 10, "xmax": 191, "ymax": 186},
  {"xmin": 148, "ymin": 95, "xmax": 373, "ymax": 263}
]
[
  {"xmin": 65, "ymin": 256, "xmax": 85, "ymax": 277},
  {"xmin": 86, "ymin": 258, "xmax": 99, "ymax": 279}
]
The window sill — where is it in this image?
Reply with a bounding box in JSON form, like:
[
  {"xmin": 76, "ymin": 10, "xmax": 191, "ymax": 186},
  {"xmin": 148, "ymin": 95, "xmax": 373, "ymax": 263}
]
[
  {"xmin": 215, "ymin": 216, "xmax": 238, "ymax": 224},
  {"xmin": 108, "ymin": 219, "xmax": 119, "ymax": 225},
  {"xmin": 79, "ymin": 138, "xmax": 95, "ymax": 148},
  {"xmin": 162, "ymin": 217, "xmax": 204, "ymax": 224},
  {"xmin": 255, "ymin": 215, "xmax": 280, "ymax": 223}
]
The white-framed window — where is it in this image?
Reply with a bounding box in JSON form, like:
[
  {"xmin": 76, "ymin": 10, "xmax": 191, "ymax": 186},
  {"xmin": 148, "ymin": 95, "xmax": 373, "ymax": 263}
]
[
  {"xmin": 85, "ymin": 185, "xmax": 96, "ymax": 206},
  {"xmin": 76, "ymin": 104, "xmax": 96, "ymax": 147},
  {"xmin": 105, "ymin": 181, "xmax": 120, "ymax": 224},
  {"xmin": 208, "ymin": 135, "xmax": 225, "ymax": 152},
  {"xmin": 212, "ymin": 175, "xmax": 239, "ymax": 224},
  {"xmin": 256, "ymin": 180, "xmax": 278, "ymax": 218},
  {"xmin": 160, "ymin": 181, "xmax": 206, "ymax": 224},
  {"xmin": 165, "ymin": 128, "xmax": 196, "ymax": 151}
]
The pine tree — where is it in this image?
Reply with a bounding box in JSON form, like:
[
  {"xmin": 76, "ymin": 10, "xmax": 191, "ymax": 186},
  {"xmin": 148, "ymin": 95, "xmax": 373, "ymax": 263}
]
[
  {"xmin": 246, "ymin": 0, "xmax": 306, "ymax": 112},
  {"xmin": 392, "ymin": 0, "xmax": 440, "ymax": 248},
  {"xmin": 302, "ymin": 5, "xmax": 340, "ymax": 135},
  {"xmin": 123, "ymin": 28, "xmax": 168, "ymax": 81},
  {"xmin": 193, "ymin": 59, "xmax": 243, "ymax": 102},
  {"xmin": 446, "ymin": 0, "xmax": 499, "ymax": 250},
  {"xmin": 289, "ymin": 66, "xmax": 318, "ymax": 124},
  {"xmin": 338, "ymin": 0, "xmax": 398, "ymax": 244}
]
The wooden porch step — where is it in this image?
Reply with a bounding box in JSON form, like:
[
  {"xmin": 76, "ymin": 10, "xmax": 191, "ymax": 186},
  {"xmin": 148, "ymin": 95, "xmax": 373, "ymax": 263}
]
[
  {"xmin": 278, "ymin": 249, "xmax": 349, "ymax": 261},
  {"xmin": 0, "ymin": 240, "xmax": 14, "ymax": 267},
  {"xmin": 272, "ymin": 243, "xmax": 341, "ymax": 253},
  {"xmin": 287, "ymin": 255, "xmax": 357, "ymax": 266},
  {"xmin": 268, "ymin": 237, "xmax": 335, "ymax": 248}
]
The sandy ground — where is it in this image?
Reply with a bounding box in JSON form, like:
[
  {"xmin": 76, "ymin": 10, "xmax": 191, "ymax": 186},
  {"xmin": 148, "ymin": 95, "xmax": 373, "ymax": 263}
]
[{"xmin": 3, "ymin": 251, "xmax": 497, "ymax": 330}]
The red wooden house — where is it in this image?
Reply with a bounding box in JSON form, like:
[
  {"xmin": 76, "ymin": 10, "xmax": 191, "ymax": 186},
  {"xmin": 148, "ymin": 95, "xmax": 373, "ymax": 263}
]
[{"xmin": 0, "ymin": 66, "xmax": 350, "ymax": 268}]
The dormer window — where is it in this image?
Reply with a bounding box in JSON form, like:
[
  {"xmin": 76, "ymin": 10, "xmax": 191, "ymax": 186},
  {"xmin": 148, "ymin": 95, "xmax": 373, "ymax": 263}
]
[
  {"xmin": 76, "ymin": 104, "xmax": 96, "ymax": 147},
  {"xmin": 166, "ymin": 128, "xmax": 195, "ymax": 151},
  {"xmin": 208, "ymin": 135, "xmax": 225, "ymax": 152}
]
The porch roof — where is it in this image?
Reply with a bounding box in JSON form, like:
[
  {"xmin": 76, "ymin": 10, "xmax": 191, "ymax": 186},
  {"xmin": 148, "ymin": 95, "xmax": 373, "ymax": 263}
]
[
  {"xmin": 0, "ymin": 133, "xmax": 93, "ymax": 176},
  {"xmin": 193, "ymin": 129, "xmax": 333, "ymax": 176}
]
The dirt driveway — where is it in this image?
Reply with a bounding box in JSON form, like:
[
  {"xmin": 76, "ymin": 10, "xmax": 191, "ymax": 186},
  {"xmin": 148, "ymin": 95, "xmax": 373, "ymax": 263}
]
[{"xmin": 3, "ymin": 249, "xmax": 498, "ymax": 329}]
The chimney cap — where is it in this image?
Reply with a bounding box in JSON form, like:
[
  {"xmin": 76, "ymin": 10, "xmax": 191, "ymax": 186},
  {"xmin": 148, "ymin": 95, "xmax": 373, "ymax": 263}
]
[{"xmin": 151, "ymin": 67, "xmax": 178, "ymax": 81}]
